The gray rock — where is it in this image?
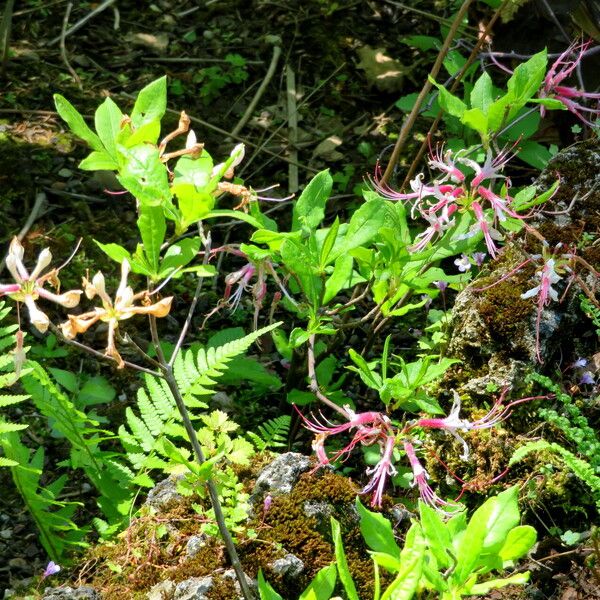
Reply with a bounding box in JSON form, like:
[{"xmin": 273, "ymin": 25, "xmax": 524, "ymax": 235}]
[
  {"xmin": 147, "ymin": 579, "xmax": 176, "ymax": 600},
  {"xmin": 41, "ymin": 587, "xmax": 101, "ymax": 600},
  {"xmin": 173, "ymin": 576, "xmax": 213, "ymax": 600},
  {"xmin": 252, "ymin": 452, "xmax": 311, "ymax": 498},
  {"xmin": 270, "ymin": 554, "xmax": 305, "ymax": 577},
  {"xmin": 303, "ymin": 499, "xmax": 334, "ymax": 527},
  {"xmin": 220, "ymin": 569, "xmax": 258, "ymax": 599},
  {"xmin": 145, "ymin": 475, "xmax": 185, "ymax": 511},
  {"xmin": 185, "ymin": 534, "xmax": 209, "ymax": 558}
]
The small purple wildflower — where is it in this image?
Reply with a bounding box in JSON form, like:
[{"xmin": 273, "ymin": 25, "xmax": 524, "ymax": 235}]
[
  {"xmin": 42, "ymin": 561, "xmax": 61, "ymax": 578},
  {"xmin": 473, "ymin": 252, "xmax": 487, "ymax": 267},
  {"xmin": 433, "ymin": 280, "xmax": 449, "ymax": 292},
  {"xmin": 571, "ymin": 357, "xmax": 588, "ymax": 369},
  {"xmin": 454, "ymin": 254, "xmax": 471, "ymax": 272},
  {"xmin": 263, "ymin": 494, "xmax": 272, "ymax": 513},
  {"xmin": 580, "ymin": 371, "xmax": 595, "ymax": 385}
]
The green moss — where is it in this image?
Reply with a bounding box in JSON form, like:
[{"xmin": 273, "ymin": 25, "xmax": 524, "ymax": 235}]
[{"xmin": 241, "ymin": 469, "xmax": 390, "ymax": 599}]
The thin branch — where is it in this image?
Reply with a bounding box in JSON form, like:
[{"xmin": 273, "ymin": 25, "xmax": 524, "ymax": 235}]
[
  {"xmin": 286, "ymin": 64, "xmax": 299, "ymax": 193},
  {"xmin": 401, "ymin": 0, "xmax": 511, "ymax": 189},
  {"xmin": 308, "ymin": 334, "xmax": 349, "ymax": 418},
  {"xmin": 169, "ymin": 226, "xmax": 211, "ymax": 367},
  {"xmin": 140, "ymin": 56, "xmax": 265, "ymax": 66},
  {"xmin": 48, "ymin": 323, "xmax": 163, "ymax": 377},
  {"xmin": 380, "ymin": 0, "xmax": 474, "ymax": 185},
  {"xmin": 160, "ymin": 364, "xmax": 255, "ymax": 600}
]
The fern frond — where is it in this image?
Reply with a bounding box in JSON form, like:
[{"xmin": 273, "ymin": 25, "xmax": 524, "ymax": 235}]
[
  {"xmin": 180, "ymin": 323, "xmax": 280, "ymax": 401},
  {"xmin": 510, "ymin": 440, "xmax": 600, "ymax": 509},
  {"xmin": 1, "ymin": 432, "xmax": 87, "ymax": 560},
  {"xmin": 119, "ymin": 324, "xmax": 280, "ymax": 494},
  {"xmin": 248, "ymin": 415, "xmax": 291, "ymax": 451},
  {"xmin": 0, "ymin": 394, "xmax": 29, "ymax": 407}
]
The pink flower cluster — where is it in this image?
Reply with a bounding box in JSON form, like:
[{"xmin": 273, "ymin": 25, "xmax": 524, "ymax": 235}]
[
  {"xmin": 539, "ymin": 39, "xmax": 600, "ymax": 126},
  {"xmin": 298, "ymin": 388, "xmax": 542, "ymax": 512},
  {"xmin": 372, "ymin": 143, "xmax": 526, "ymax": 259}
]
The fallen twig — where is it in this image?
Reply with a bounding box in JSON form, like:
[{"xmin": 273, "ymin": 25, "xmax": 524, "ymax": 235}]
[
  {"xmin": 230, "ymin": 45, "xmax": 282, "ymax": 138},
  {"xmin": 47, "ymin": 0, "xmax": 117, "ymax": 46},
  {"xmin": 59, "ymin": 2, "xmax": 82, "ymax": 89},
  {"xmin": 0, "ymin": 191, "xmax": 47, "ymax": 275},
  {"xmin": 286, "ymin": 64, "xmax": 299, "ymax": 193}
]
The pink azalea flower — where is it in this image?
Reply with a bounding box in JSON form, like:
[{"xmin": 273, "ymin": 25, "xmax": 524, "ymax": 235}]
[
  {"xmin": 458, "ymin": 145, "xmax": 516, "ymax": 188},
  {"xmin": 409, "ymin": 204, "xmax": 457, "ymax": 252},
  {"xmin": 539, "ymin": 39, "xmax": 600, "ymax": 126},
  {"xmin": 297, "ymin": 406, "xmax": 397, "ymax": 507},
  {"xmin": 428, "ymin": 144, "xmax": 465, "ymax": 183},
  {"xmin": 361, "ymin": 435, "xmax": 397, "ymax": 508},
  {"xmin": 370, "ymin": 145, "xmax": 527, "ymax": 257},
  {"xmin": 403, "ymin": 441, "xmax": 461, "ymax": 516},
  {"xmin": 414, "ymin": 390, "xmax": 521, "ymax": 460},
  {"xmin": 459, "ymin": 201, "xmax": 503, "ymax": 258},
  {"xmin": 520, "ymin": 255, "xmax": 563, "ymax": 362}
]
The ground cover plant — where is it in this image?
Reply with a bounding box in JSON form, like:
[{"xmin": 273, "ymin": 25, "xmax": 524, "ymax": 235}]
[{"xmin": 1, "ymin": 1, "xmax": 600, "ymax": 599}]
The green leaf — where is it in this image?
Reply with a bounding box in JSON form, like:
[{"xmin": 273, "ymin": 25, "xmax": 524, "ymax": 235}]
[
  {"xmin": 121, "ymin": 120, "xmax": 161, "ymax": 146},
  {"xmin": 461, "ymin": 108, "xmax": 488, "ymax": 137},
  {"xmin": 515, "ymin": 140, "xmax": 553, "ymax": 170},
  {"xmin": 331, "ymin": 517, "xmax": 359, "ymax": 600},
  {"xmin": 79, "ymin": 151, "xmax": 119, "ymax": 171},
  {"xmin": 298, "ymin": 564, "xmax": 337, "ymax": 600},
  {"xmin": 498, "ymin": 525, "xmax": 537, "ymax": 562},
  {"xmin": 319, "ymin": 217, "xmax": 340, "ymax": 268},
  {"xmin": 205, "ymin": 209, "xmax": 264, "ymax": 230},
  {"xmin": 529, "ymin": 97, "xmax": 568, "ymax": 110},
  {"xmin": 330, "ymin": 199, "xmax": 386, "ymax": 262},
  {"xmin": 158, "ymin": 237, "xmax": 202, "ymax": 277},
  {"xmin": 370, "ymin": 551, "xmax": 402, "ymax": 572},
  {"xmin": 116, "ymin": 144, "xmax": 171, "ymax": 206},
  {"xmin": 94, "ymin": 241, "xmax": 132, "ymax": 264},
  {"xmin": 137, "ymin": 206, "xmax": 166, "ymax": 272},
  {"xmin": 258, "ymin": 569, "xmax": 283, "ymax": 600},
  {"xmin": 292, "ymin": 170, "xmax": 332, "ymax": 231},
  {"xmin": 381, "ymin": 522, "xmax": 425, "ymax": 600},
  {"xmin": 470, "ymin": 72, "xmax": 494, "ymax": 112},
  {"xmin": 130, "ymin": 76, "xmax": 167, "ymax": 129},
  {"xmin": 79, "ymin": 376, "xmax": 116, "ymax": 406},
  {"xmin": 507, "ymin": 49, "xmax": 547, "ymax": 105},
  {"xmin": 54, "ymin": 94, "xmax": 104, "ymax": 152},
  {"xmin": 453, "ymin": 486, "xmax": 520, "ymax": 586},
  {"xmin": 280, "ymin": 238, "xmax": 322, "ymax": 309},
  {"xmin": 356, "ymin": 498, "xmax": 401, "ymax": 559},
  {"xmin": 171, "ymin": 153, "xmax": 215, "ymax": 224},
  {"xmin": 94, "ymin": 97, "xmax": 123, "ymax": 160},
  {"xmin": 419, "ymin": 500, "xmax": 452, "ymax": 569},
  {"xmin": 429, "ymin": 77, "xmax": 466, "ymax": 118},
  {"xmin": 348, "ymin": 348, "xmax": 382, "ymax": 390},
  {"xmin": 323, "ymin": 254, "xmax": 353, "ymax": 304},
  {"xmin": 469, "ymin": 572, "xmax": 530, "ymax": 595},
  {"xmin": 514, "ymin": 179, "xmax": 559, "ymax": 212}
]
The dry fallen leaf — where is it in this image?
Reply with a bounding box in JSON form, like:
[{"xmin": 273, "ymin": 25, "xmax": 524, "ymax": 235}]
[{"xmin": 356, "ymin": 45, "xmax": 406, "ymax": 92}]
